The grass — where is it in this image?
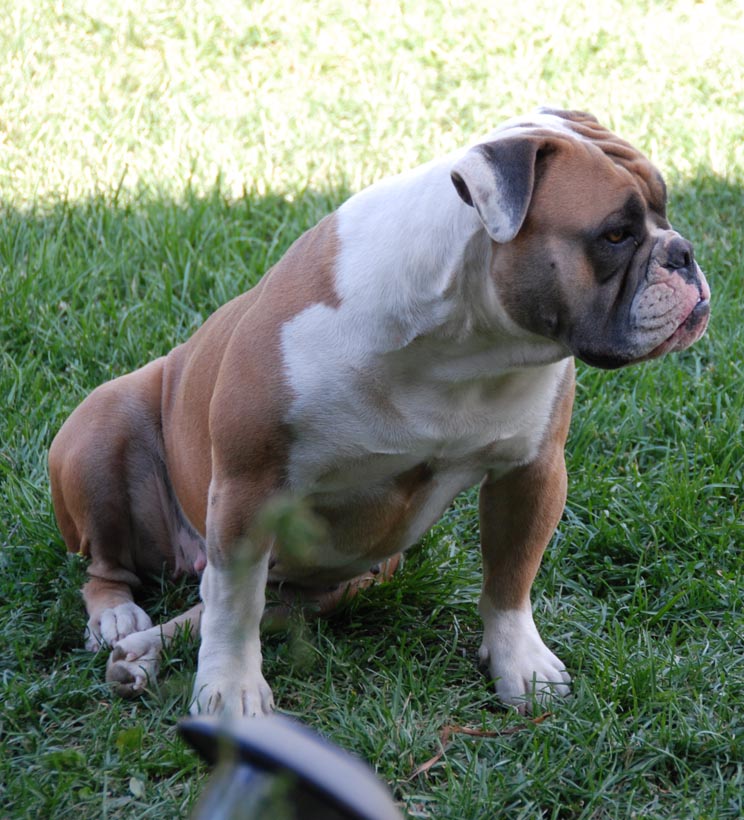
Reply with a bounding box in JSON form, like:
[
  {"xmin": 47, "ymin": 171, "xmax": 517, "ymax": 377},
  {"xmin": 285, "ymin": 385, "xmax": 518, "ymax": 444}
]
[{"xmin": 1, "ymin": 0, "xmax": 743, "ymax": 817}]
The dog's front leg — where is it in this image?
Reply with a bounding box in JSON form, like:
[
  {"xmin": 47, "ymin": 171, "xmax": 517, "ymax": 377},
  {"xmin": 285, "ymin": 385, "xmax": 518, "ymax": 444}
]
[
  {"xmin": 478, "ymin": 377, "xmax": 575, "ymax": 713},
  {"xmin": 190, "ymin": 477, "xmax": 275, "ymax": 717},
  {"xmin": 478, "ymin": 457, "xmax": 571, "ymax": 713}
]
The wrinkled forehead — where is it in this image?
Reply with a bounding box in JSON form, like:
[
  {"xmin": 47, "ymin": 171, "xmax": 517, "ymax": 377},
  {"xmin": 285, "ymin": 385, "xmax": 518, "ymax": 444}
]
[{"xmin": 492, "ymin": 109, "xmax": 668, "ymax": 216}]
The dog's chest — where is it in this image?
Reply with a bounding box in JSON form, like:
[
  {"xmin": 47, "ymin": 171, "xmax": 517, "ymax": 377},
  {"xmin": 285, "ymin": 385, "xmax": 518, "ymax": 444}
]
[
  {"xmin": 272, "ymin": 353, "xmax": 569, "ymax": 578},
  {"xmin": 285, "ymin": 354, "xmax": 567, "ymax": 482}
]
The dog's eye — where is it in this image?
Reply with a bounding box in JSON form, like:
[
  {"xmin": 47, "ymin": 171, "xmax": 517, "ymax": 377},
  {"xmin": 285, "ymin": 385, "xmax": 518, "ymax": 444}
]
[
  {"xmin": 605, "ymin": 229, "xmax": 627, "ymax": 243},
  {"xmin": 604, "ymin": 228, "xmax": 633, "ymax": 245}
]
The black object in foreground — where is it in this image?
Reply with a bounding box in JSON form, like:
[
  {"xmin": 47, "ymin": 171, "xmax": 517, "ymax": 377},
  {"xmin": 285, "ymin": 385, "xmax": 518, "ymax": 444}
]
[{"xmin": 179, "ymin": 714, "xmax": 404, "ymax": 820}]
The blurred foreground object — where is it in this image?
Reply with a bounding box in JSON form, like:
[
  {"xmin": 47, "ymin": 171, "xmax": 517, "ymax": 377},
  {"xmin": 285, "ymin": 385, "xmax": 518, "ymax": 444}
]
[{"xmin": 180, "ymin": 714, "xmax": 403, "ymax": 820}]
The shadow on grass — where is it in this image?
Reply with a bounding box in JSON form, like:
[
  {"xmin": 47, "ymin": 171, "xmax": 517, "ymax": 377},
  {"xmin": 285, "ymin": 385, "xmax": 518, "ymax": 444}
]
[
  {"xmin": 1, "ymin": 168, "xmax": 743, "ymax": 818},
  {"xmin": 2, "ymin": 165, "xmax": 742, "ymax": 688}
]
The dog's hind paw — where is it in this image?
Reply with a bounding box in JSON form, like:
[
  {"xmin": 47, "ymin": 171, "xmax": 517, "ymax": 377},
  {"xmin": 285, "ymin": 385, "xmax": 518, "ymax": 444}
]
[
  {"xmin": 105, "ymin": 628, "xmax": 162, "ymax": 697},
  {"xmin": 86, "ymin": 602, "xmax": 153, "ymax": 651}
]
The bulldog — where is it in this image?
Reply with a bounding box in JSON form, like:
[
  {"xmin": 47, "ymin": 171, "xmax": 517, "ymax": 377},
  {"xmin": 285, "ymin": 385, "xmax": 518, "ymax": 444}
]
[{"xmin": 49, "ymin": 109, "xmax": 710, "ymax": 716}]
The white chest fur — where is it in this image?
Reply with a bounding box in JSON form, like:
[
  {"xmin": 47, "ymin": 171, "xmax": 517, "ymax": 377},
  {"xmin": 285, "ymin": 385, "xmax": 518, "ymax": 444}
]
[
  {"xmin": 283, "ymin": 332, "xmax": 569, "ymax": 489},
  {"xmin": 279, "ymin": 305, "xmax": 570, "ymax": 575}
]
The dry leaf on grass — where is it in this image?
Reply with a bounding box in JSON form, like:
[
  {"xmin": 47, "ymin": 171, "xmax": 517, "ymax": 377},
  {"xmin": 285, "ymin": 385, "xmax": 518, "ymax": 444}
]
[{"xmin": 409, "ymin": 713, "xmax": 553, "ymax": 779}]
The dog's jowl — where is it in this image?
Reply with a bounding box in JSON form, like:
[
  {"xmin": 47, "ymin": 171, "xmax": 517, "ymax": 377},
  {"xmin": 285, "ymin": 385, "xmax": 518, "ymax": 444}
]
[{"xmin": 49, "ymin": 109, "xmax": 710, "ymax": 715}]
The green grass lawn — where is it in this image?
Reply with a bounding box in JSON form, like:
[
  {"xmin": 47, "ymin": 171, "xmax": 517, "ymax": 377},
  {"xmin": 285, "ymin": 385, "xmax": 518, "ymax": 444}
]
[{"xmin": 2, "ymin": 1, "xmax": 743, "ymax": 817}]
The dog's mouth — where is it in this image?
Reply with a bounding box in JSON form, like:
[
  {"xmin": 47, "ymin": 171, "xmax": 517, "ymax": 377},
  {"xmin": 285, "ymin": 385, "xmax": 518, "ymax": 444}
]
[
  {"xmin": 644, "ymin": 292, "xmax": 710, "ymax": 361},
  {"xmin": 574, "ymin": 277, "xmax": 710, "ymax": 371}
]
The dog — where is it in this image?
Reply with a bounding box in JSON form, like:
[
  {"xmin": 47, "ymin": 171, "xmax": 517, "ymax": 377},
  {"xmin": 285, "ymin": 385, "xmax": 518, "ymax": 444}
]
[{"xmin": 49, "ymin": 109, "xmax": 710, "ymax": 715}]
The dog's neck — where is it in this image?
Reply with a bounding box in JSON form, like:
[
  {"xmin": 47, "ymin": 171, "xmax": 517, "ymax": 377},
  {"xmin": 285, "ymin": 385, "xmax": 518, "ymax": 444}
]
[{"xmin": 333, "ymin": 154, "xmax": 569, "ymax": 372}]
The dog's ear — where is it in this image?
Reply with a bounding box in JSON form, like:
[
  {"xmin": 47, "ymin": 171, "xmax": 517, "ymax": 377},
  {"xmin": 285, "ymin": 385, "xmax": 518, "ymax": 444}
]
[{"xmin": 451, "ymin": 137, "xmax": 548, "ymax": 243}]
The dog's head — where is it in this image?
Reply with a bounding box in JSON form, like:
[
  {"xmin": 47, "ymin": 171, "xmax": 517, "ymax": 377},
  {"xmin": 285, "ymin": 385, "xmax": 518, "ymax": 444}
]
[{"xmin": 451, "ymin": 109, "xmax": 710, "ymax": 368}]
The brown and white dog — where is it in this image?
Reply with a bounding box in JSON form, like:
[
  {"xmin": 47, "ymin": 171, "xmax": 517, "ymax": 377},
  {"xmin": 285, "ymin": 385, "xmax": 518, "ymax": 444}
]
[{"xmin": 49, "ymin": 109, "xmax": 710, "ymax": 716}]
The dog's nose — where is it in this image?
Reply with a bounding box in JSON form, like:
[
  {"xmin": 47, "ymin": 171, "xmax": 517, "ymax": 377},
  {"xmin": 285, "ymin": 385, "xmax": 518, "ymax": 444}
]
[{"xmin": 665, "ymin": 235, "xmax": 695, "ymax": 280}]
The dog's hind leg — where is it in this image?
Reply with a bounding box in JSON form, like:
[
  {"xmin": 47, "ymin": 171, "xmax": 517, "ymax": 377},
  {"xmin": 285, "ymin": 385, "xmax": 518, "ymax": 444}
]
[
  {"xmin": 49, "ymin": 359, "xmax": 174, "ymax": 652},
  {"xmin": 80, "ymin": 576, "xmax": 153, "ymax": 652}
]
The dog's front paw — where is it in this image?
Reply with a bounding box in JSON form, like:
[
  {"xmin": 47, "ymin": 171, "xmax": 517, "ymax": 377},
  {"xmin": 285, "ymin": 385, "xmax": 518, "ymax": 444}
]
[
  {"xmin": 86, "ymin": 602, "xmax": 153, "ymax": 651},
  {"xmin": 190, "ymin": 669, "xmax": 275, "ymax": 718},
  {"xmin": 105, "ymin": 628, "xmax": 162, "ymax": 697},
  {"xmin": 480, "ymin": 607, "xmax": 571, "ymax": 713}
]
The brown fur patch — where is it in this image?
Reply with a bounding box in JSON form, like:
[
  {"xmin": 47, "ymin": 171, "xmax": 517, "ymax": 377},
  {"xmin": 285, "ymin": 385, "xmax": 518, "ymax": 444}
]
[
  {"xmin": 49, "ymin": 357, "xmax": 166, "ymax": 578},
  {"xmin": 309, "ymin": 462, "xmax": 436, "ymax": 564},
  {"xmin": 544, "ymin": 111, "xmax": 667, "ymax": 215},
  {"xmin": 162, "ymin": 212, "xmax": 342, "ymax": 537}
]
